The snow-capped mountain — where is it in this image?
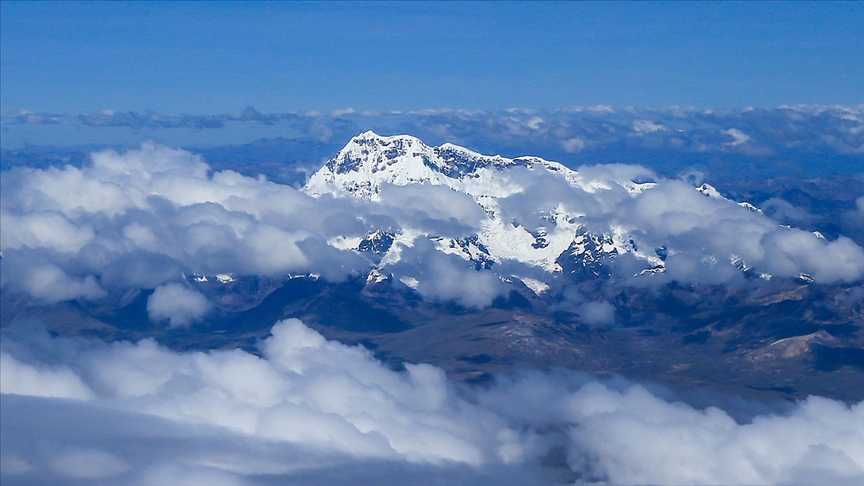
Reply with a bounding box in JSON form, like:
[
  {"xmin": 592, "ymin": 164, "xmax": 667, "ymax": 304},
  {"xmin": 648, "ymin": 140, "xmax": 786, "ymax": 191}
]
[
  {"xmin": 303, "ymin": 131, "xmax": 776, "ymax": 291},
  {"xmin": 306, "ymin": 130, "xmax": 581, "ymax": 200},
  {"xmin": 305, "ymin": 130, "xmax": 655, "ymax": 200},
  {"xmin": 303, "ymin": 131, "xmax": 668, "ymax": 287}
]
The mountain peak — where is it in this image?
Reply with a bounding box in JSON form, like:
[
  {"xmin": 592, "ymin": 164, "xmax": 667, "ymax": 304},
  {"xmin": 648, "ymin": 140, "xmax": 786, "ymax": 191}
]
[
  {"xmin": 356, "ymin": 129, "xmax": 380, "ymax": 139},
  {"xmin": 307, "ymin": 132, "xmax": 442, "ymax": 197},
  {"xmin": 352, "ymin": 130, "xmax": 417, "ymax": 143},
  {"xmin": 303, "ymin": 132, "xmax": 579, "ymax": 200},
  {"xmin": 346, "ymin": 130, "xmax": 432, "ymax": 150}
]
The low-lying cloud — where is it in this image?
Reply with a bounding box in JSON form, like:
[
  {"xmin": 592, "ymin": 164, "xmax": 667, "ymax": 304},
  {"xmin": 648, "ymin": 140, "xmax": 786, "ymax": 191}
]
[
  {"xmin": 611, "ymin": 179, "xmax": 864, "ymax": 284},
  {"xmin": 4, "ymin": 106, "xmax": 862, "ymax": 168},
  {"xmin": 146, "ymin": 283, "xmax": 210, "ymax": 327},
  {"xmin": 1, "ymin": 318, "xmax": 861, "ymax": 485},
  {"xmin": 2, "ymin": 140, "xmax": 863, "ymax": 317},
  {"xmin": 575, "ymin": 301, "xmax": 616, "ymax": 326},
  {"xmin": 0, "ymin": 142, "xmax": 367, "ymax": 306}
]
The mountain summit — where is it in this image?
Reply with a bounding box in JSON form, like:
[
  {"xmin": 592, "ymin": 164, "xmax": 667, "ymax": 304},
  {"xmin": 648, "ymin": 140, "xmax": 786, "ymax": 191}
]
[{"xmin": 304, "ymin": 130, "xmax": 585, "ymax": 200}]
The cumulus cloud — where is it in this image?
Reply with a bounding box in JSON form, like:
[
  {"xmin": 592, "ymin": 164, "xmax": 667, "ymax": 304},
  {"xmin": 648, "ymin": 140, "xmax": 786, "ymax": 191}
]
[
  {"xmin": 576, "ymin": 301, "xmax": 616, "ymax": 326},
  {"xmin": 3, "ymin": 120, "xmax": 863, "ymax": 486},
  {"xmin": 459, "ymin": 162, "xmax": 864, "ymax": 286},
  {"xmin": 1, "ymin": 319, "xmax": 861, "ymax": 485},
  {"xmin": 724, "ymin": 128, "xmax": 751, "ymax": 146},
  {"xmin": 761, "ymin": 197, "xmax": 815, "ymax": 225},
  {"xmin": 146, "ymin": 283, "xmax": 210, "ymax": 327},
  {"xmin": 414, "ymin": 252, "xmax": 505, "ymax": 309},
  {"xmin": 0, "ymin": 352, "xmax": 94, "ymax": 400},
  {"xmin": 1, "ymin": 259, "xmax": 107, "ymax": 303},
  {"xmin": 561, "ymin": 137, "xmax": 586, "ymax": 153},
  {"xmin": 1, "ymin": 319, "xmax": 506, "ymax": 470},
  {"xmin": 633, "ymin": 120, "xmax": 665, "ymax": 134},
  {"xmin": 607, "ymin": 179, "xmax": 864, "ymax": 284},
  {"xmin": 2, "ymin": 139, "xmax": 863, "ymax": 315},
  {"xmin": 378, "ymin": 182, "xmax": 488, "ymax": 234},
  {"xmin": 0, "ymin": 209, "xmax": 95, "ymax": 253},
  {"xmin": 1, "ymin": 141, "xmax": 529, "ymax": 309},
  {"xmin": 561, "ymin": 384, "xmax": 864, "ymax": 485},
  {"xmin": 760, "ymin": 231, "xmax": 864, "ymax": 282},
  {"xmin": 386, "ymin": 240, "xmax": 506, "ymax": 308},
  {"xmin": 0, "ymin": 142, "xmax": 374, "ymax": 305}
]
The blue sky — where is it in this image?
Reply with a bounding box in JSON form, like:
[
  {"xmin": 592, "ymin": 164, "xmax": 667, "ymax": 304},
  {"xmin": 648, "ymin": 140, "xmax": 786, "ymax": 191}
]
[{"xmin": 1, "ymin": 1, "xmax": 862, "ymax": 115}]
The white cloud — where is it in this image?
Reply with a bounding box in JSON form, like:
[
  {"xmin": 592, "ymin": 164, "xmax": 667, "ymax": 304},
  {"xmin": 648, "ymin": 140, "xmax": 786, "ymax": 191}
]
[
  {"xmin": 761, "ymin": 197, "xmax": 815, "ymax": 224},
  {"xmin": 614, "ymin": 180, "xmax": 864, "ymax": 284},
  {"xmin": 842, "ymin": 196, "xmax": 864, "ymax": 233},
  {"xmin": 527, "ymin": 116, "xmax": 544, "ymax": 130},
  {"xmin": 633, "ymin": 120, "xmax": 665, "ymax": 134},
  {"xmin": 0, "ymin": 209, "xmax": 95, "ymax": 254},
  {"xmin": 1, "ymin": 319, "xmax": 861, "ymax": 485},
  {"xmin": 4, "ymin": 319, "xmax": 502, "ymax": 466},
  {"xmin": 561, "ymin": 137, "xmax": 585, "ymax": 153},
  {"xmin": 331, "ymin": 107, "xmax": 356, "ymax": 117},
  {"xmin": 761, "ymin": 231, "xmax": 864, "ymax": 283},
  {"xmin": 0, "ymin": 352, "xmax": 94, "ymax": 400},
  {"xmin": 379, "ymin": 183, "xmax": 488, "ymax": 234},
  {"xmin": 16, "ymin": 263, "xmax": 107, "ymax": 303},
  {"xmin": 563, "ymin": 384, "xmax": 864, "ymax": 485},
  {"xmin": 0, "ymin": 143, "xmax": 369, "ymax": 301},
  {"xmin": 576, "ymin": 301, "xmax": 615, "ymax": 326},
  {"xmin": 417, "ymin": 254, "xmax": 504, "ymax": 309},
  {"xmin": 146, "ymin": 283, "xmax": 210, "ymax": 327},
  {"xmin": 2, "ymin": 129, "xmax": 863, "ymax": 484},
  {"xmin": 588, "ymin": 105, "xmax": 614, "ymax": 113},
  {"xmin": 242, "ymin": 225, "xmax": 311, "ymax": 274},
  {"xmin": 1, "ymin": 139, "xmax": 862, "ymax": 312},
  {"xmin": 724, "ymin": 128, "xmax": 751, "ymax": 146}
]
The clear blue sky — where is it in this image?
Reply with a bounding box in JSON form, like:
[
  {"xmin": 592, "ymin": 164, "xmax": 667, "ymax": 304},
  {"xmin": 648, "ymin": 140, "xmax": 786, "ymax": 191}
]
[{"xmin": 1, "ymin": 1, "xmax": 862, "ymax": 114}]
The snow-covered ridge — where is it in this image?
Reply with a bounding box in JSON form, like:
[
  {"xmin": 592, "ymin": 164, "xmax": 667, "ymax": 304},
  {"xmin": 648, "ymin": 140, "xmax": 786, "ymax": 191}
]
[
  {"xmin": 304, "ymin": 130, "xmax": 583, "ymax": 200},
  {"xmin": 301, "ymin": 132, "xmax": 667, "ymax": 283},
  {"xmin": 301, "ymin": 131, "xmax": 805, "ymax": 290}
]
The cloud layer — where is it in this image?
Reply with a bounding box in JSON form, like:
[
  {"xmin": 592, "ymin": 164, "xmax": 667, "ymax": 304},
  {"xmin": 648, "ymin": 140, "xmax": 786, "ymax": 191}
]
[
  {"xmin": 2, "ymin": 140, "xmax": 863, "ymax": 315},
  {"xmin": 0, "ymin": 142, "xmax": 365, "ymax": 304},
  {"xmin": 2, "ymin": 136, "xmax": 861, "ymax": 482},
  {"xmin": 3, "ymin": 105, "xmax": 863, "ymax": 180},
  {"xmin": 2, "ymin": 318, "xmax": 862, "ymax": 485}
]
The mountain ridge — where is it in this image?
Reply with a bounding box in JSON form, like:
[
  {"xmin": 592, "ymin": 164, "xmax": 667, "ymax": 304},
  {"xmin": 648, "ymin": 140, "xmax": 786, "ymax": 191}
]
[{"xmin": 302, "ymin": 131, "xmax": 775, "ymax": 288}]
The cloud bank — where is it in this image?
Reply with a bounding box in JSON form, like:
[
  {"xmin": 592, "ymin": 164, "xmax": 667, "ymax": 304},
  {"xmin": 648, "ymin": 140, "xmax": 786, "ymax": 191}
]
[
  {"xmin": 2, "ymin": 141, "xmax": 863, "ymax": 316},
  {"xmin": 2, "ymin": 318, "xmax": 862, "ymax": 485},
  {"xmin": 0, "ymin": 142, "xmax": 365, "ymax": 305},
  {"xmin": 146, "ymin": 283, "xmax": 210, "ymax": 327}
]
